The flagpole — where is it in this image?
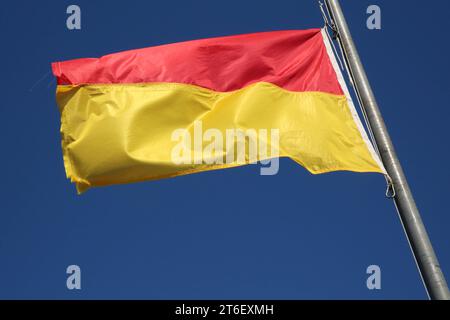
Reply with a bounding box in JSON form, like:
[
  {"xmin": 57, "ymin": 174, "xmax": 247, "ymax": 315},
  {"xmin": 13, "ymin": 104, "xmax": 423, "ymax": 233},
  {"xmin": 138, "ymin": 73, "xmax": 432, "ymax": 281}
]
[{"xmin": 324, "ymin": 0, "xmax": 450, "ymax": 300}]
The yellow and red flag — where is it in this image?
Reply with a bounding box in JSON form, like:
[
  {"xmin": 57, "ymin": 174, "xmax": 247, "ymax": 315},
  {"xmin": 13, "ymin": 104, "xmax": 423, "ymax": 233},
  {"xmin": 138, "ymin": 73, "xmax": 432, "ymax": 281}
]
[{"xmin": 52, "ymin": 28, "xmax": 385, "ymax": 193}]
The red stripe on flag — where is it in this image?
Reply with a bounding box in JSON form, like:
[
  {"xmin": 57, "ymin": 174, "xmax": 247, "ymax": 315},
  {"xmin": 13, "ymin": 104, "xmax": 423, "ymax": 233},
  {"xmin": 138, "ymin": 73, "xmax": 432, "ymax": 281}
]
[{"xmin": 52, "ymin": 28, "xmax": 343, "ymax": 94}]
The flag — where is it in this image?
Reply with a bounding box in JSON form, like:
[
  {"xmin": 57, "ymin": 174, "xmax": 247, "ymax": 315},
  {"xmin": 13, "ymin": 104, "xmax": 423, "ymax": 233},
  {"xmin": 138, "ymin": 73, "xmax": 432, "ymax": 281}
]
[{"xmin": 52, "ymin": 28, "xmax": 385, "ymax": 193}]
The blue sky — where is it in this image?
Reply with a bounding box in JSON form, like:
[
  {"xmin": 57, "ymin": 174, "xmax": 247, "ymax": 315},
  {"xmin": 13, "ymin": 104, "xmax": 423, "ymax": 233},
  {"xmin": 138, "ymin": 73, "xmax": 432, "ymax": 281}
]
[{"xmin": 0, "ymin": 0, "xmax": 449, "ymax": 299}]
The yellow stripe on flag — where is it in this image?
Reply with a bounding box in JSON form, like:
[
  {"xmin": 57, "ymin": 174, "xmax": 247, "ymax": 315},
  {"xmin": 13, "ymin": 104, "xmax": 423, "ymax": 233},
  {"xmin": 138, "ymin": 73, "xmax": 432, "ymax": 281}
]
[{"xmin": 57, "ymin": 82, "xmax": 383, "ymax": 193}]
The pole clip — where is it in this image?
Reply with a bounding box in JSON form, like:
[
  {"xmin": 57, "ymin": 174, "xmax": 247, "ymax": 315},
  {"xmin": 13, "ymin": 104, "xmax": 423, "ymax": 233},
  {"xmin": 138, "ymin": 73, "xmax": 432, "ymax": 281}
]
[
  {"xmin": 385, "ymin": 176, "xmax": 396, "ymax": 198},
  {"xmin": 318, "ymin": 1, "xmax": 338, "ymax": 39}
]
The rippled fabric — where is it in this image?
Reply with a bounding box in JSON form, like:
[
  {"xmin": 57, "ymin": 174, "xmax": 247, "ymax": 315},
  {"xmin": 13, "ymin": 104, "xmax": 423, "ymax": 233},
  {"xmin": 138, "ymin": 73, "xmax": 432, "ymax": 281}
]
[
  {"xmin": 52, "ymin": 29, "xmax": 342, "ymax": 94},
  {"xmin": 52, "ymin": 28, "xmax": 384, "ymax": 193},
  {"xmin": 56, "ymin": 82, "xmax": 383, "ymax": 193}
]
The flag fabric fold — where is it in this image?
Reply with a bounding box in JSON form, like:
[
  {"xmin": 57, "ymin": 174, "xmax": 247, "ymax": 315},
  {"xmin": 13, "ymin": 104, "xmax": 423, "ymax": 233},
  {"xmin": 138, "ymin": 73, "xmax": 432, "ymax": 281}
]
[{"xmin": 52, "ymin": 28, "xmax": 385, "ymax": 193}]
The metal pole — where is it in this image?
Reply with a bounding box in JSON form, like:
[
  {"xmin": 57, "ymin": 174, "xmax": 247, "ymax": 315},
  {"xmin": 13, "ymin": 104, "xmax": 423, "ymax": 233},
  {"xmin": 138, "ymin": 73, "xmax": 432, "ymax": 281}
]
[{"xmin": 324, "ymin": 0, "xmax": 450, "ymax": 300}]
